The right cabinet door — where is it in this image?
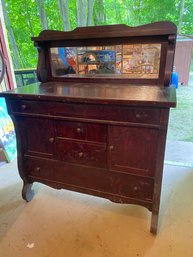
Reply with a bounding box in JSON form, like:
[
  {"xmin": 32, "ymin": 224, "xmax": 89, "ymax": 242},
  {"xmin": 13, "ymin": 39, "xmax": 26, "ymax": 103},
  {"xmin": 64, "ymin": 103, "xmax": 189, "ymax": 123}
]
[{"xmin": 108, "ymin": 125, "xmax": 159, "ymax": 177}]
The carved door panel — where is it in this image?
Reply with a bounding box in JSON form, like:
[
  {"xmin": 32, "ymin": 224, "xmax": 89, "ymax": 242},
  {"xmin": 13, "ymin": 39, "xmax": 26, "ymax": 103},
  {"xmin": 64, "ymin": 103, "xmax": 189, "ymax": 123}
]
[
  {"xmin": 18, "ymin": 117, "xmax": 55, "ymax": 158},
  {"xmin": 108, "ymin": 125, "xmax": 159, "ymax": 177}
]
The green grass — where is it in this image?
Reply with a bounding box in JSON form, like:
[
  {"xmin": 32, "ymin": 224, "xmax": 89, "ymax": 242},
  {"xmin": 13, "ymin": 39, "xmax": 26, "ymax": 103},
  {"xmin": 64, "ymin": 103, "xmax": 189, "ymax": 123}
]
[{"xmin": 167, "ymin": 76, "xmax": 193, "ymax": 141}]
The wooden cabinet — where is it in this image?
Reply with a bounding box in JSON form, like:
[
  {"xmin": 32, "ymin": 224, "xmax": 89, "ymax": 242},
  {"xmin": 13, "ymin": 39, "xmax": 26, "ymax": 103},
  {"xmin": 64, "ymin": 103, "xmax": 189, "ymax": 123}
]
[{"xmin": 0, "ymin": 22, "xmax": 177, "ymax": 234}]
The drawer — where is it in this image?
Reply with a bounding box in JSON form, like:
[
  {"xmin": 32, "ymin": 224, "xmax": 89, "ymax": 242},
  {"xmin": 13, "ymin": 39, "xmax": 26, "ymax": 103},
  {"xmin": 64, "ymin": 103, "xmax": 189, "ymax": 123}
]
[
  {"xmin": 25, "ymin": 156, "xmax": 153, "ymax": 202},
  {"xmin": 112, "ymin": 172, "xmax": 154, "ymax": 201},
  {"xmin": 9, "ymin": 100, "xmax": 161, "ymax": 125},
  {"xmin": 9, "ymin": 100, "xmax": 51, "ymax": 115},
  {"xmin": 55, "ymin": 138, "xmax": 107, "ymax": 168},
  {"xmin": 55, "ymin": 121, "xmax": 107, "ymax": 142}
]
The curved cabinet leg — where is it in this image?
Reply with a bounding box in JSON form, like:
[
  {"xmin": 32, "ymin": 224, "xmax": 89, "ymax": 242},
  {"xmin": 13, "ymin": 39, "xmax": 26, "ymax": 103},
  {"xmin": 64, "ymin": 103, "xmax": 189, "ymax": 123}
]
[
  {"xmin": 22, "ymin": 182, "xmax": 34, "ymax": 202},
  {"xmin": 150, "ymin": 211, "xmax": 158, "ymax": 235}
]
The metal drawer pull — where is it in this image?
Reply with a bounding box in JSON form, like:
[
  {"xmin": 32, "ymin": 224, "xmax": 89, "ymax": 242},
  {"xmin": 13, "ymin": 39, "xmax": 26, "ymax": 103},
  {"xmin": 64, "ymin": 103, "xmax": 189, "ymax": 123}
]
[
  {"xmin": 21, "ymin": 104, "xmax": 27, "ymax": 111},
  {"xmin": 49, "ymin": 137, "xmax": 55, "ymax": 143},
  {"xmin": 78, "ymin": 152, "xmax": 84, "ymax": 158},
  {"xmin": 36, "ymin": 167, "xmax": 41, "ymax": 172}
]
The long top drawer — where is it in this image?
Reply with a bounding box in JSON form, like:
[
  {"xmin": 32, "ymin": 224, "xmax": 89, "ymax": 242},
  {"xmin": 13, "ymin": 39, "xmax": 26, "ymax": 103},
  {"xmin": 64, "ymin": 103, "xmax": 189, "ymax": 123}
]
[{"xmin": 8, "ymin": 99, "xmax": 161, "ymax": 125}]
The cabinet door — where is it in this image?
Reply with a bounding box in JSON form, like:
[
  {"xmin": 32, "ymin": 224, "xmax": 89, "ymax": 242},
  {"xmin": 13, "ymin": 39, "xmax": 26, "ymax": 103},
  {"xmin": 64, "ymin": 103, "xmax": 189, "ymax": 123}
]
[
  {"xmin": 108, "ymin": 126, "xmax": 159, "ymax": 176},
  {"xmin": 18, "ymin": 117, "xmax": 54, "ymax": 158}
]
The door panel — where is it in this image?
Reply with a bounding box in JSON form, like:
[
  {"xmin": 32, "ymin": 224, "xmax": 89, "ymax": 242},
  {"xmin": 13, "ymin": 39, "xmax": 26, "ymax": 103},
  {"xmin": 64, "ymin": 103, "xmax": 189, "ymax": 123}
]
[
  {"xmin": 108, "ymin": 125, "xmax": 158, "ymax": 176},
  {"xmin": 18, "ymin": 117, "xmax": 54, "ymax": 157}
]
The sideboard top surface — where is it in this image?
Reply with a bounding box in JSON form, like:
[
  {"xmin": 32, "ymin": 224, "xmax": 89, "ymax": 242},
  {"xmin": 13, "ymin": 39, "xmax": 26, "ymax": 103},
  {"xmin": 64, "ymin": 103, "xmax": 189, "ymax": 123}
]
[{"xmin": 1, "ymin": 82, "xmax": 176, "ymax": 107}]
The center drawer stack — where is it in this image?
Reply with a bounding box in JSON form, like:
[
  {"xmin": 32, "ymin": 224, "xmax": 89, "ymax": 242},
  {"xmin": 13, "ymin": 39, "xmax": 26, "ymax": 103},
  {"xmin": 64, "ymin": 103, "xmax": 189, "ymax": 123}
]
[{"xmin": 54, "ymin": 121, "xmax": 107, "ymax": 168}]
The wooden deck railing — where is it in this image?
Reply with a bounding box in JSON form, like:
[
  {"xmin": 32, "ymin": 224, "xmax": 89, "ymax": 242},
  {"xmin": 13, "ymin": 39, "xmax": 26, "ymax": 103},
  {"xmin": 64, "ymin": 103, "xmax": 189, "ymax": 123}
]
[{"xmin": 14, "ymin": 68, "xmax": 38, "ymax": 87}]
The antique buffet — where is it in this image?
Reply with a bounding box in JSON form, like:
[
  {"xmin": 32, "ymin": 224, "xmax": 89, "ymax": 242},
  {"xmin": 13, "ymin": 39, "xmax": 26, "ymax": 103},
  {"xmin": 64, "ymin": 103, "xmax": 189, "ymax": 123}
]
[{"xmin": 0, "ymin": 21, "xmax": 177, "ymax": 234}]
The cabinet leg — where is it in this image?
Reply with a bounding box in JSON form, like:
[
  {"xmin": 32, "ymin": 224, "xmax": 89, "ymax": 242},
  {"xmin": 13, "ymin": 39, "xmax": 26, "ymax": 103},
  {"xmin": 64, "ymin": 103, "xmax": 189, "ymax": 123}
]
[
  {"xmin": 150, "ymin": 211, "xmax": 158, "ymax": 235},
  {"xmin": 22, "ymin": 182, "xmax": 34, "ymax": 202}
]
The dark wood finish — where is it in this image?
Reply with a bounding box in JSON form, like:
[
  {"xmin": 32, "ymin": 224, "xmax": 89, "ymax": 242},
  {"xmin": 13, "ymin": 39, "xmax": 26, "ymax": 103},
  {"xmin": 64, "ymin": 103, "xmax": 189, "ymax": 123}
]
[
  {"xmin": 55, "ymin": 138, "xmax": 107, "ymax": 168},
  {"xmin": 32, "ymin": 22, "xmax": 177, "ymax": 86},
  {"xmin": 55, "ymin": 121, "xmax": 107, "ymax": 142},
  {"xmin": 108, "ymin": 126, "xmax": 158, "ymax": 177},
  {"xmin": 0, "ymin": 22, "xmax": 177, "ymax": 234},
  {"xmin": 32, "ymin": 22, "xmax": 177, "ymax": 41},
  {"xmin": 2, "ymin": 82, "xmax": 176, "ymax": 108}
]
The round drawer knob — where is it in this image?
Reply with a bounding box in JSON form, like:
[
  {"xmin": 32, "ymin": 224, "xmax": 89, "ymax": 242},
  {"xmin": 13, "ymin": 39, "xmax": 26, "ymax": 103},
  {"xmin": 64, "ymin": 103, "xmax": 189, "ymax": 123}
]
[
  {"xmin": 76, "ymin": 128, "xmax": 82, "ymax": 133},
  {"xmin": 49, "ymin": 137, "xmax": 55, "ymax": 143},
  {"xmin": 133, "ymin": 186, "xmax": 139, "ymax": 192},
  {"xmin": 36, "ymin": 167, "xmax": 40, "ymax": 172},
  {"xmin": 109, "ymin": 145, "xmax": 114, "ymax": 150},
  {"xmin": 78, "ymin": 152, "xmax": 84, "ymax": 158},
  {"xmin": 21, "ymin": 104, "xmax": 27, "ymax": 111},
  {"xmin": 136, "ymin": 112, "xmax": 148, "ymax": 119},
  {"xmin": 136, "ymin": 113, "xmax": 141, "ymax": 119}
]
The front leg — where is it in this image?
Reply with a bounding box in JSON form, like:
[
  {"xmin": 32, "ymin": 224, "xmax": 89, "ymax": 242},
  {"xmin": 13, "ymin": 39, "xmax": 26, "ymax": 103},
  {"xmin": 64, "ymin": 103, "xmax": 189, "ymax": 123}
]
[
  {"xmin": 150, "ymin": 210, "xmax": 158, "ymax": 235},
  {"xmin": 22, "ymin": 182, "xmax": 34, "ymax": 202}
]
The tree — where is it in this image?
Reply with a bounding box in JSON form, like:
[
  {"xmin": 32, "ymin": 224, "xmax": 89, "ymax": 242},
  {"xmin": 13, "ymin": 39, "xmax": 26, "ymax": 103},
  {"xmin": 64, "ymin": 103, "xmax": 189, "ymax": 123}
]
[
  {"xmin": 76, "ymin": 0, "xmax": 87, "ymax": 26},
  {"xmin": 36, "ymin": 0, "xmax": 48, "ymax": 30},
  {"xmin": 23, "ymin": 0, "xmax": 35, "ymax": 36},
  {"xmin": 1, "ymin": 0, "xmax": 21, "ymax": 68},
  {"xmin": 58, "ymin": 0, "xmax": 71, "ymax": 31},
  {"xmin": 94, "ymin": 0, "xmax": 106, "ymax": 25},
  {"xmin": 87, "ymin": 0, "xmax": 95, "ymax": 26},
  {"xmin": 124, "ymin": 0, "xmax": 130, "ymax": 24},
  {"xmin": 2, "ymin": 0, "xmax": 193, "ymax": 70}
]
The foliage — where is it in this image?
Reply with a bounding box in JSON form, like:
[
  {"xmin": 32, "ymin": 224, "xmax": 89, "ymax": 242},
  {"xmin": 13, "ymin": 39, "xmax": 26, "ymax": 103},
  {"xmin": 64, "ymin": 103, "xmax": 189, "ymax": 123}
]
[{"xmin": 3, "ymin": 0, "xmax": 193, "ymax": 68}]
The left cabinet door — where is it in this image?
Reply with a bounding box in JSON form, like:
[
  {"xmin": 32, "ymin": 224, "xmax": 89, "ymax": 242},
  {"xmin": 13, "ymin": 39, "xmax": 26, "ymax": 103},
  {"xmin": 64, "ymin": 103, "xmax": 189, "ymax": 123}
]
[{"xmin": 18, "ymin": 117, "xmax": 55, "ymax": 158}]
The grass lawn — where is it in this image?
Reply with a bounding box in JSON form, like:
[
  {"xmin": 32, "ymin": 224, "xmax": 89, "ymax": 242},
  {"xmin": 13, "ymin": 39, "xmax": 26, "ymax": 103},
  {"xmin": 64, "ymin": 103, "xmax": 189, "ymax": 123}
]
[{"xmin": 167, "ymin": 75, "xmax": 193, "ymax": 142}]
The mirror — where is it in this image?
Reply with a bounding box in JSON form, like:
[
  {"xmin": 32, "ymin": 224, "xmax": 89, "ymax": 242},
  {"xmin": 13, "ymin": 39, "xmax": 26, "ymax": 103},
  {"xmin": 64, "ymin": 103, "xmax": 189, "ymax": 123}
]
[{"xmin": 50, "ymin": 44, "xmax": 161, "ymax": 79}]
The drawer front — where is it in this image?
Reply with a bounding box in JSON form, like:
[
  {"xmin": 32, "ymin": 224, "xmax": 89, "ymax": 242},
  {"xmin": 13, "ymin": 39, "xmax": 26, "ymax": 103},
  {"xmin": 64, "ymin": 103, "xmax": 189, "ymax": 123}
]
[
  {"xmin": 112, "ymin": 172, "xmax": 154, "ymax": 201},
  {"xmin": 55, "ymin": 138, "xmax": 107, "ymax": 168},
  {"xmin": 25, "ymin": 156, "xmax": 154, "ymax": 202},
  {"xmin": 56, "ymin": 121, "xmax": 107, "ymax": 143},
  {"xmin": 9, "ymin": 100, "xmax": 160, "ymax": 125}
]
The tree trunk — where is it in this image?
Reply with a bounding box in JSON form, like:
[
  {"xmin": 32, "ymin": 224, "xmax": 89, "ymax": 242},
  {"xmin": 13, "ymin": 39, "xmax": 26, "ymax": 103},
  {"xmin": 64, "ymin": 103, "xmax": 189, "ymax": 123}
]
[
  {"xmin": 138, "ymin": 0, "xmax": 142, "ymax": 24},
  {"xmin": 76, "ymin": 0, "xmax": 87, "ymax": 27},
  {"xmin": 58, "ymin": 0, "xmax": 71, "ymax": 31},
  {"xmin": 87, "ymin": 0, "xmax": 95, "ymax": 26},
  {"xmin": 94, "ymin": 0, "xmax": 105, "ymax": 25},
  {"xmin": 24, "ymin": 0, "xmax": 34, "ymax": 36},
  {"xmin": 178, "ymin": 0, "xmax": 185, "ymax": 34},
  {"xmin": 125, "ymin": 0, "xmax": 130, "ymax": 24},
  {"xmin": 113, "ymin": 0, "xmax": 118, "ymax": 23},
  {"xmin": 1, "ymin": 0, "xmax": 21, "ymax": 68},
  {"xmin": 36, "ymin": 0, "xmax": 48, "ymax": 30}
]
